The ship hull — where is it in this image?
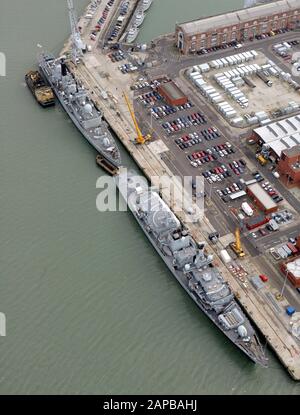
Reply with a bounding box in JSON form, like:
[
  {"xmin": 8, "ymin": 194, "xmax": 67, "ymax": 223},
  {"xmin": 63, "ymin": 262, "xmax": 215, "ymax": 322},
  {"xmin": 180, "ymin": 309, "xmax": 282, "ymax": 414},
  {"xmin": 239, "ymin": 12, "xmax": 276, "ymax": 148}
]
[
  {"xmin": 142, "ymin": 0, "xmax": 152, "ymax": 11},
  {"xmin": 127, "ymin": 29, "xmax": 139, "ymax": 43},
  {"xmin": 135, "ymin": 14, "xmax": 145, "ymax": 27}
]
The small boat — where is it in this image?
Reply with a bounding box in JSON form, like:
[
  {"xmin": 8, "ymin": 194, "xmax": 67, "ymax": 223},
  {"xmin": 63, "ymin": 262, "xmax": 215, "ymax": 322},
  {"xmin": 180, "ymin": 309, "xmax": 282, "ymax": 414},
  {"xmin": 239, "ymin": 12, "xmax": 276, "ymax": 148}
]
[
  {"xmin": 96, "ymin": 155, "xmax": 119, "ymax": 176},
  {"xmin": 25, "ymin": 70, "xmax": 55, "ymax": 107},
  {"xmin": 134, "ymin": 9, "xmax": 145, "ymax": 27},
  {"xmin": 127, "ymin": 26, "xmax": 139, "ymax": 43}
]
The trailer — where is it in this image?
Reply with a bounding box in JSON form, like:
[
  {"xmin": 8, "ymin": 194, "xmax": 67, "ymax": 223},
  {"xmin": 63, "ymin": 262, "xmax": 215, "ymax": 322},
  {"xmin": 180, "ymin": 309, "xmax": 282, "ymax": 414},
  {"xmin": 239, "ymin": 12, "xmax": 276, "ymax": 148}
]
[{"xmin": 229, "ymin": 190, "xmax": 246, "ymax": 200}]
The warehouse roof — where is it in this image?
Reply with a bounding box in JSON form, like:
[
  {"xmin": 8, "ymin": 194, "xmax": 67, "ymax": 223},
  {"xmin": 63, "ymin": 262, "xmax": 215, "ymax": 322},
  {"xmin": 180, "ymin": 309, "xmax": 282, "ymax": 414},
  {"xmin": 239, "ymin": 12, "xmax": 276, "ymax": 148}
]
[
  {"xmin": 177, "ymin": 0, "xmax": 298, "ymax": 36},
  {"xmin": 283, "ymin": 144, "xmax": 300, "ymax": 158},
  {"xmin": 247, "ymin": 183, "xmax": 277, "ymax": 211},
  {"xmin": 254, "ymin": 115, "xmax": 300, "ymax": 157},
  {"xmin": 158, "ymin": 81, "xmax": 187, "ymax": 101}
]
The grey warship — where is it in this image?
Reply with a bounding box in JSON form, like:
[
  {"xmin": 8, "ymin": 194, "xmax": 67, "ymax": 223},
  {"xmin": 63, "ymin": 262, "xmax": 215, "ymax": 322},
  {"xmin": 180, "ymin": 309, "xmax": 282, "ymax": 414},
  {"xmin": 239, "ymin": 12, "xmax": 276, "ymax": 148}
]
[
  {"xmin": 39, "ymin": 53, "xmax": 121, "ymax": 174},
  {"xmin": 37, "ymin": 1, "xmax": 121, "ymax": 174},
  {"xmin": 117, "ymin": 170, "xmax": 268, "ymax": 367}
]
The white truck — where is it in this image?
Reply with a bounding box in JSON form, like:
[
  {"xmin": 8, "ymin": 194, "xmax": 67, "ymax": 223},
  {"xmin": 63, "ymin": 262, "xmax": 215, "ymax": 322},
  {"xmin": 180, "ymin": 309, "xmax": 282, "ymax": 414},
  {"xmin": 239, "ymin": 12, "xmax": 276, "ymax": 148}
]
[
  {"xmin": 220, "ymin": 249, "xmax": 232, "ymax": 264},
  {"xmin": 241, "ymin": 202, "xmax": 254, "ymax": 217}
]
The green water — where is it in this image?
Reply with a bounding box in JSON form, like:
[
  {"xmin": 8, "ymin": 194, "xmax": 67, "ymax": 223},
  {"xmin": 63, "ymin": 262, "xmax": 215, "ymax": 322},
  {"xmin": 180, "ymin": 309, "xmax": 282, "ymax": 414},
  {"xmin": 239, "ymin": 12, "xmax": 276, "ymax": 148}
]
[{"xmin": 0, "ymin": 0, "xmax": 299, "ymax": 394}]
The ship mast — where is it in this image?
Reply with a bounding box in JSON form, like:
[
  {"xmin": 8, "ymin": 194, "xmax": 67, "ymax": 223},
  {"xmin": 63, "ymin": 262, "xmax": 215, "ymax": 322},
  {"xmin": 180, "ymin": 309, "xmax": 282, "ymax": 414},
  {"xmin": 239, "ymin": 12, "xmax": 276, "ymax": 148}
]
[{"xmin": 67, "ymin": 0, "xmax": 86, "ymax": 64}]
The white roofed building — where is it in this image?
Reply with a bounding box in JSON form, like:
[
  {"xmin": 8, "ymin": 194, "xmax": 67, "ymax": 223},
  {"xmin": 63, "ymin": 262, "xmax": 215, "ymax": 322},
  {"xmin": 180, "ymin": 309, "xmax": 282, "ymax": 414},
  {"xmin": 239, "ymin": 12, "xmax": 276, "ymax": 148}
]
[{"xmin": 252, "ymin": 115, "xmax": 300, "ymax": 158}]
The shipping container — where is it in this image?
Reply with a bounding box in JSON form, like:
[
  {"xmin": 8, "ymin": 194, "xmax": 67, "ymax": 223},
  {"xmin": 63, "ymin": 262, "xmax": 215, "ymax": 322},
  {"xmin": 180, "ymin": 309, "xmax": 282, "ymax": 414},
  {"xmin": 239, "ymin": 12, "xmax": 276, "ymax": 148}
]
[{"xmin": 287, "ymin": 242, "xmax": 298, "ymax": 255}]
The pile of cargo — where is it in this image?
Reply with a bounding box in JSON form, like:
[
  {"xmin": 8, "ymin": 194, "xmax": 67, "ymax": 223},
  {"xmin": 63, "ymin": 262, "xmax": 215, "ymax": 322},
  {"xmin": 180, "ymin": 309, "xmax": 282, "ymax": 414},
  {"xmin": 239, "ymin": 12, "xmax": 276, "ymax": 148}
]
[
  {"xmin": 261, "ymin": 59, "xmax": 300, "ymax": 91},
  {"xmin": 281, "ymin": 257, "xmax": 300, "ymax": 288},
  {"xmin": 209, "ymin": 50, "xmax": 258, "ymax": 70},
  {"xmin": 188, "ymin": 72, "xmax": 224, "ymax": 106},
  {"xmin": 217, "ymin": 101, "xmax": 237, "ymax": 119}
]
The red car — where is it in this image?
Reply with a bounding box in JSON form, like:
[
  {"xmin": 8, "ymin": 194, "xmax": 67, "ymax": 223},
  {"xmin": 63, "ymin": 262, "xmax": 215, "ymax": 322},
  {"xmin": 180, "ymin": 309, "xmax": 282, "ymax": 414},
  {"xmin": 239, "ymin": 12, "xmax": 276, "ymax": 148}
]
[
  {"xmin": 259, "ymin": 274, "xmax": 269, "ymax": 283},
  {"xmin": 259, "ymin": 228, "xmax": 267, "ymax": 236}
]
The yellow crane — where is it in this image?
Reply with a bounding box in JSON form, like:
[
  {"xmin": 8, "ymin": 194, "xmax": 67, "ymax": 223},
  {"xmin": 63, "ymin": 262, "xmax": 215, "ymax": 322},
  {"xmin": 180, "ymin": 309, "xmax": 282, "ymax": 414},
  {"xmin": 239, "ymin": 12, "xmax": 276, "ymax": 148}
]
[
  {"xmin": 123, "ymin": 93, "xmax": 151, "ymax": 144},
  {"xmin": 230, "ymin": 227, "xmax": 245, "ymax": 258}
]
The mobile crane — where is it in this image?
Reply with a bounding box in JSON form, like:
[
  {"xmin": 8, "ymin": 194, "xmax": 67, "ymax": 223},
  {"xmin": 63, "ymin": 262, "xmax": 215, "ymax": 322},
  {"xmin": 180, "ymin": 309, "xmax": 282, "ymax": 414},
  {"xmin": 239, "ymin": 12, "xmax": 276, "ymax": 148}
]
[
  {"xmin": 123, "ymin": 93, "xmax": 151, "ymax": 145},
  {"xmin": 230, "ymin": 227, "xmax": 245, "ymax": 258}
]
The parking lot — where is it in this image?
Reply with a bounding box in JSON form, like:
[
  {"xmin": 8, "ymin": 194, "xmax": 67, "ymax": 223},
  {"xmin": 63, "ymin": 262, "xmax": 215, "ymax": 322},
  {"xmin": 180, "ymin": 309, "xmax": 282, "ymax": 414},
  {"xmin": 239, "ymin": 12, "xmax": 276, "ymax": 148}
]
[{"xmin": 134, "ymin": 72, "xmax": 300, "ymax": 252}]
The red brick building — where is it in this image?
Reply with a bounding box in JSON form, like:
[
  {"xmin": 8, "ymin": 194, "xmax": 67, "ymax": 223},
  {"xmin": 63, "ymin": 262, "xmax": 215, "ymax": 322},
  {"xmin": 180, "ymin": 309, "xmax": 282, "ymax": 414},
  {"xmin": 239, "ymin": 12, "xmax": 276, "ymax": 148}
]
[
  {"xmin": 176, "ymin": 0, "xmax": 300, "ymax": 54},
  {"xmin": 246, "ymin": 183, "xmax": 278, "ymax": 214},
  {"xmin": 277, "ymin": 145, "xmax": 300, "ymax": 187},
  {"xmin": 157, "ymin": 81, "xmax": 188, "ymax": 107}
]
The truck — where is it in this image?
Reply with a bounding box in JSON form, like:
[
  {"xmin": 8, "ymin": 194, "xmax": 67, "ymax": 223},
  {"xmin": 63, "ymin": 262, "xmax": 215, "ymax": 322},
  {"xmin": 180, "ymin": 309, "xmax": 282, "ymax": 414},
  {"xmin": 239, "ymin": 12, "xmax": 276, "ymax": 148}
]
[
  {"xmin": 256, "ymin": 154, "xmax": 268, "ymax": 166},
  {"xmin": 257, "ymin": 71, "xmax": 273, "ymax": 87},
  {"xmin": 220, "ymin": 249, "xmax": 232, "ymax": 264},
  {"xmin": 241, "ymin": 202, "xmax": 254, "ymax": 217},
  {"xmin": 267, "ymin": 219, "xmax": 279, "ymax": 231}
]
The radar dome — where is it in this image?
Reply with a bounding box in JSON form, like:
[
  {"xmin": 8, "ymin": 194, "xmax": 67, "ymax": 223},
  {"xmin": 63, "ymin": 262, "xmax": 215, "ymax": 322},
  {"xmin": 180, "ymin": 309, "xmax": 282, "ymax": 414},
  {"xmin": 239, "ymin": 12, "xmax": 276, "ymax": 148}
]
[
  {"xmin": 237, "ymin": 325, "xmax": 248, "ymax": 338},
  {"xmin": 102, "ymin": 136, "xmax": 110, "ymax": 147},
  {"xmin": 202, "ymin": 273, "xmax": 212, "ymax": 282},
  {"xmin": 84, "ymin": 103, "xmax": 93, "ymax": 114}
]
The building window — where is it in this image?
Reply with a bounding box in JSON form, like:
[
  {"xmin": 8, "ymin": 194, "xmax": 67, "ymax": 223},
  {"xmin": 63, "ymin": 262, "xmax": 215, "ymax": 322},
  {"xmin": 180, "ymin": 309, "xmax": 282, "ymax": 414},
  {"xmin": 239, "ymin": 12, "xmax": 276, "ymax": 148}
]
[{"xmin": 211, "ymin": 33, "xmax": 218, "ymax": 46}]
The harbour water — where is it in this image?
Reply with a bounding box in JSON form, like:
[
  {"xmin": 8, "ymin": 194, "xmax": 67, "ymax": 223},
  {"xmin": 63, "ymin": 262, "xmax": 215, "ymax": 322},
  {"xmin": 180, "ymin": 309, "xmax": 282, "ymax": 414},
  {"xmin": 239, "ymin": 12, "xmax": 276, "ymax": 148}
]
[{"xmin": 0, "ymin": 0, "xmax": 300, "ymax": 394}]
